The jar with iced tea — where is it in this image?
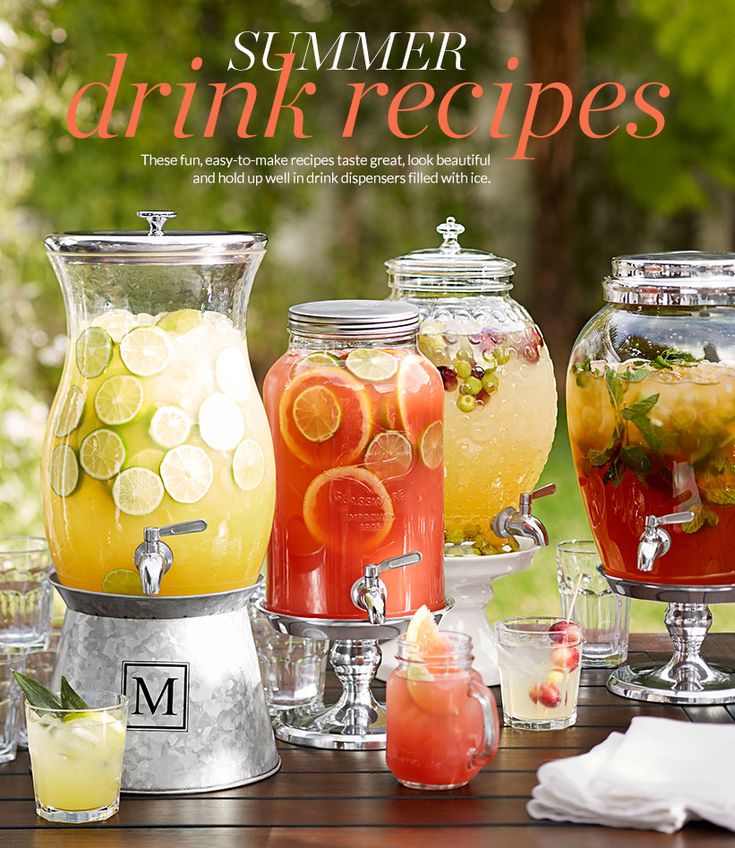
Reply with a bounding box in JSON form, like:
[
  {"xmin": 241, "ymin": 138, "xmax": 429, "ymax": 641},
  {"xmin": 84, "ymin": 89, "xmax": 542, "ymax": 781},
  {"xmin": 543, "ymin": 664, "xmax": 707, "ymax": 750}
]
[
  {"xmin": 568, "ymin": 252, "xmax": 735, "ymax": 585},
  {"xmin": 387, "ymin": 217, "xmax": 557, "ymax": 554},
  {"xmin": 264, "ymin": 300, "xmax": 445, "ymax": 619}
]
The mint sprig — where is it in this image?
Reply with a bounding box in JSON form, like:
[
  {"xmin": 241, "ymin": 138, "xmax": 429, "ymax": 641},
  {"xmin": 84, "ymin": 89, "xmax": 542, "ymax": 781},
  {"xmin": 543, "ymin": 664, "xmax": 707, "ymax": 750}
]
[
  {"xmin": 651, "ymin": 349, "xmax": 700, "ymax": 370},
  {"xmin": 13, "ymin": 672, "xmax": 89, "ymax": 715}
]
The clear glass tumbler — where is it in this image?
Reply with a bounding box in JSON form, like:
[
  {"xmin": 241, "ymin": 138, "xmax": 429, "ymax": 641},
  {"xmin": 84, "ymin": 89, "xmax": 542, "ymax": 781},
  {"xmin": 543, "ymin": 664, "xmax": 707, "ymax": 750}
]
[
  {"xmin": 0, "ymin": 660, "xmax": 21, "ymax": 763},
  {"xmin": 0, "ymin": 537, "xmax": 53, "ymax": 652},
  {"xmin": 26, "ymin": 691, "xmax": 128, "ymax": 823},
  {"xmin": 556, "ymin": 540, "xmax": 630, "ymax": 668},
  {"xmin": 496, "ymin": 616, "xmax": 582, "ymax": 731}
]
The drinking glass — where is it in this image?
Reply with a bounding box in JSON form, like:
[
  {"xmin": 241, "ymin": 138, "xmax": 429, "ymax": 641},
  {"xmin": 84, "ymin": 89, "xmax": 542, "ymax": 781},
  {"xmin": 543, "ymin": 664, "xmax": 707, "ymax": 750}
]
[
  {"xmin": 496, "ymin": 616, "xmax": 582, "ymax": 731},
  {"xmin": 0, "ymin": 660, "xmax": 21, "ymax": 764},
  {"xmin": 556, "ymin": 540, "xmax": 630, "ymax": 668},
  {"xmin": 0, "ymin": 537, "xmax": 53, "ymax": 652},
  {"xmin": 26, "ymin": 691, "xmax": 128, "ymax": 823}
]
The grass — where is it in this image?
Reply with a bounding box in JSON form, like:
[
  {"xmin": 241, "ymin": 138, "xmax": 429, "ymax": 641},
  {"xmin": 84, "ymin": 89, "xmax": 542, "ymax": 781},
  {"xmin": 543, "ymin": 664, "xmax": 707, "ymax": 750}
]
[{"xmin": 486, "ymin": 418, "xmax": 735, "ymax": 633}]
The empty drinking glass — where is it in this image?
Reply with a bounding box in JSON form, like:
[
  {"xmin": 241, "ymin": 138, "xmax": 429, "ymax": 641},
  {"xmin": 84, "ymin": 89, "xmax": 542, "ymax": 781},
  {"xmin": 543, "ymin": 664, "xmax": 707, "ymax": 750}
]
[
  {"xmin": 556, "ymin": 540, "xmax": 630, "ymax": 668},
  {"xmin": 0, "ymin": 537, "xmax": 53, "ymax": 652},
  {"xmin": 0, "ymin": 660, "xmax": 21, "ymax": 763}
]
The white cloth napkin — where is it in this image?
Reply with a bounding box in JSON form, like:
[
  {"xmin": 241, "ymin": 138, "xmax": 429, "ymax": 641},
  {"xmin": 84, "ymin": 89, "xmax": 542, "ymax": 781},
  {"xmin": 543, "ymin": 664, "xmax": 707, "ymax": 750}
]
[{"xmin": 527, "ymin": 716, "xmax": 735, "ymax": 833}]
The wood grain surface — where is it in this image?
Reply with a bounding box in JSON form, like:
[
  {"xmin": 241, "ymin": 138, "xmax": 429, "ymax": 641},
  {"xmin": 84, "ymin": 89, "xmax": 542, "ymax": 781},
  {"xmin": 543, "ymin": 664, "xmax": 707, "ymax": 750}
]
[{"xmin": 1, "ymin": 634, "xmax": 733, "ymax": 847}]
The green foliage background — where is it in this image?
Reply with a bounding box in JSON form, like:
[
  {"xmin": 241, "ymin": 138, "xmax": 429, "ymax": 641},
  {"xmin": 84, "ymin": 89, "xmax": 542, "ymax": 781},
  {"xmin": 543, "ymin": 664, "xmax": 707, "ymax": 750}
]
[{"xmin": 2, "ymin": 0, "xmax": 735, "ymax": 629}]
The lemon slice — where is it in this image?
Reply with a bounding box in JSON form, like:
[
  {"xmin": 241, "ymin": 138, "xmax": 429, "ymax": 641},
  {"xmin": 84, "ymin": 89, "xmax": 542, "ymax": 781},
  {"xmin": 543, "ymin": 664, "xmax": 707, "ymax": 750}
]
[
  {"xmin": 292, "ymin": 386, "xmax": 341, "ymax": 443},
  {"xmin": 419, "ymin": 420, "xmax": 444, "ymax": 470},
  {"xmin": 364, "ymin": 431, "xmax": 413, "ymax": 479},
  {"xmin": 102, "ymin": 568, "xmax": 142, "ymax": 595},
  {"xmin": 120, "ymin": 326, "xmax": 171, "ymax": 377},
  {"xmin": 232, "ymin": 438, "xmax": 266, "ymax": 490},
  {"xmin": 345, "ymin": 349, "xmax": 397, "ymax": 382},
  {"xmin": 149, "ymin": 405, "xmax": 191, "ymax": 448},
  {"xmin": 160, "ymin": 445, "xmax": 213, "ymax": 504},
  {"xmin": 156, "ymin": 309, "xmax": 203, "ymax": 335},
  {"xmin": 215, "ymin": 347, "xmax": 250, "ymax": 401},
  {"xmin": 79, "ymin": 428, "xmax": 125, "ymax": 480},
  {"xmin": 54, "ymin": 386, "xmax": 86, "ymax": 438},
  {"xmin": 75, "ymin": 327, "xmax": 113, "ymax": 378},
  {"xmin": 92, "ymin": 309, "xmax": 138, "ymax": 342},
  {"xmin": 94, "ymin": 375, "xmax": 144, "ymax": 425},
  {"xmin": 112, "ymin": 467, "xmax": 164, "ymax": 515},
  {"xmin": 49, "ymin": 444, "xmax": 79, "ymax": 496},
  {"xmin": 198, "ymin": 393, "xmax": 245, "ymax": 452}
]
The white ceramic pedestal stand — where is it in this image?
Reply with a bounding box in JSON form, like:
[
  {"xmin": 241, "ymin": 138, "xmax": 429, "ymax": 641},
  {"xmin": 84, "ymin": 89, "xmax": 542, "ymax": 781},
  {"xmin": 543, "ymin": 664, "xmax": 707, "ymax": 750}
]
[{"xmin": 377, "ymin": 538, "xmax": 541, "ymax": 685}]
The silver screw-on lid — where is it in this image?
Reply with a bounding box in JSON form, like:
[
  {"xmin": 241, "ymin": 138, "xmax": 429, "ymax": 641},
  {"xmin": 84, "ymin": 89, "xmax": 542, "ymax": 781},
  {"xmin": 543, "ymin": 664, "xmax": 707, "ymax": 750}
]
[
  {"xmin": 288, "ymin": 300, "xmax": 420, "ymax": 340},
  {"xmin": 605, "ymin": 251, "xmax": 735, "ymax": 306}
]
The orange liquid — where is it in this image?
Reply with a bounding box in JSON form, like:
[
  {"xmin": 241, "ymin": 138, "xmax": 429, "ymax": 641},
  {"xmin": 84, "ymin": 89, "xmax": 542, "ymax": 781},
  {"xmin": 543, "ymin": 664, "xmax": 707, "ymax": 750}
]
[
  {"xmin": 386, "ymin": 670, "xmax": 495, "ymax": 788},
  {"xmin": 264, "ymin": 348, "xmax": 445, "ymax": 619}
]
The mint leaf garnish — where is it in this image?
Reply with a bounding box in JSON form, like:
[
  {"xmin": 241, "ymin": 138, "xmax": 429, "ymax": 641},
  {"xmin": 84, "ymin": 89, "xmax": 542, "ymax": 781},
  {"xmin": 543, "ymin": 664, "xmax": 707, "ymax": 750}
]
[
  {"xmin": 651, "ymin": 349, "xmax": 700, "ymax": 370},
  {"xmin": 605, "ymin": 367, "xmax": 624, "ymax": 407},
  {"xmin": 60, "ymin": 676, "xmax": 89, "ymax": 711},
  {"xmin": 622, "ymin": 394, "xmax": 660, "ymax": 419}
]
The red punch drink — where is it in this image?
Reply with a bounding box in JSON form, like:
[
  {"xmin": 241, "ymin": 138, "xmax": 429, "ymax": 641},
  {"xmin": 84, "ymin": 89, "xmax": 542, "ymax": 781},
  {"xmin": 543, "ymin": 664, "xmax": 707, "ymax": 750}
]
[{"xmin": 264, "ymin": 301, "xmax": 445, "ymax": 619}]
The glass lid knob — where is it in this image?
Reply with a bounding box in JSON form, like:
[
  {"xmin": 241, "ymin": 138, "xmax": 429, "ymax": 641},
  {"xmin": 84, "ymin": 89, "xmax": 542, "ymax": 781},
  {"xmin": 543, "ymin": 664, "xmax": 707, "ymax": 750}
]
[
  {"xmin": 436, "ymin": 216, "xmax": 465, "ymax": 255},
  {"xmin": 137, "ymin": 210, "xmax": 177, "ymax": 237}
]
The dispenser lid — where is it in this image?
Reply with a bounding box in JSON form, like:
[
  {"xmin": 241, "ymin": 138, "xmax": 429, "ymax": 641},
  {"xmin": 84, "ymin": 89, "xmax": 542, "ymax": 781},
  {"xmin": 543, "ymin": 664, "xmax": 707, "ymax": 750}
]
[
  {"xmin": 605, "ymin": 251, "xmax": 735, "ymax": 306},
  {"xmin": 288, "ymin": 300, "xmax": 420, "ymax": 340},
  {"xmin": 385, "ymin": 216, "xmax": 515, "ymax": 292},
  {"xmin": 44, "ymin": 210, "xmax": 267, "ymax": 261}
]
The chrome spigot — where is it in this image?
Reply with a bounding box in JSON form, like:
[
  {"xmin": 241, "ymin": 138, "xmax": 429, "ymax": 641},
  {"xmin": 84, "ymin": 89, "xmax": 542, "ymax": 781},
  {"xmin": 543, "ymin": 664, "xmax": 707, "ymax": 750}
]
[
  {"xmin": 133, "ymin": 520, "xmax": 207, "ymax": 595},
  {"xmin": 491, "ymin": 483, "xmax": 557, "ymax": 548},
  {"xmin": 350, "ymin": 553, "xmax": 422, "ymax": 625},
  {"xmin": 637, "ymin": 511, "xmax": 695, "ymax": 573}
]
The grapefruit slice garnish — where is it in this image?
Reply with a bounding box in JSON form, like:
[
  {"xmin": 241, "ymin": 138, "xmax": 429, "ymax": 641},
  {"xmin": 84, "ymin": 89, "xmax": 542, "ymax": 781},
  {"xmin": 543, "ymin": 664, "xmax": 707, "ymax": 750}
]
[
  {"xmin": 280, "ymin": 368, "xmax": 371, "ymax": 468},
  {"xmin": 364, "ymin": 431, "xmax": 414, "ymax": 480},
  {"xmin": 406, "ymin": 605, "xmax": 448, "ymax": 655},
  {"xmin": 397, "ymin": 355, "xmax": 443, "ymax": 438},
  {"xmin": 303, "ymin": 466, "xmax": 394, "ymax": 554}
]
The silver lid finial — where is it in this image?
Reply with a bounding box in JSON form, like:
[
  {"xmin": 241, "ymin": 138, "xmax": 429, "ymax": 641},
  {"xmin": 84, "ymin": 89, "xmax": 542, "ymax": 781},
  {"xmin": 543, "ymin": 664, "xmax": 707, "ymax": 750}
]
[
  {"xmin": 436, "ymin": 216, "xmax": 465, "ymax": 254},
  {"xmin": 137, "ymin": 210, "xmax": 177, "ymax": 237}
]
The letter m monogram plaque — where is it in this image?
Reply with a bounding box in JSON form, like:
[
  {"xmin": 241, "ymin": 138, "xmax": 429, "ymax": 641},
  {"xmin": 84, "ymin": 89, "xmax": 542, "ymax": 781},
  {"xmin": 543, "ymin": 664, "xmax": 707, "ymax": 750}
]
[{"xmin": 122, "ymin": 661, "xmax": 189, "ymax": 731}]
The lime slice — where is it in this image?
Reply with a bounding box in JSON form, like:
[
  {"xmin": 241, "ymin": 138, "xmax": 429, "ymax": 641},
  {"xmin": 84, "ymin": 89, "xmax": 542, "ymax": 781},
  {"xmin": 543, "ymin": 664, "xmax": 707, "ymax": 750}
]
[
  {"xmin": 198, "ymin": 393, "xmax": 245, "ymax": 452},
  {"xmin": 54, "ymin": 385, "xmax": 86, "ymax": 438},
  {"xmin": 92, "ymin": 309, "xmax": 137, "ymax": 343},
  {"xmin": 345, "ymin": 349, "xmax": 398, "ymax": 382},
  {"xmin": 292, "ymin": 386, "xmax": 342, "ymax": 443},
  {"xmin": 79, "ymin": 428, "xmax": 125, "ymax": 480},
  {"xmin": 156, "ymin": 309, "xmax": 203, "ymax": 335},
  {"xmin": 102, "ymin": 569, "xmax": 143, "ymax": 595},
  {"xmin": 232, "ymin": 439, "xmax": 266, "ymax": 490},
  {"xmin": 94, "ymin": 375, "xmax": 144, "ymax": 425},
  {"xmin": 120, "ymin": 326, "xmax": 171, "ymax": 377},
  {"xmin": 112, "ymin": 467, "xmax": 164, "ymax": 515},
  {"xmin": 215, "ymin": 347, "xmax": 250, "ymax": 401},
  {"xmin": 160, "ymin": 445, "xmax": 213, "ymax": 503},
  {"xmin": 149, "ymin": 405, "xmax": 191, "ymax": 448},
  {"xmin": 303, "ymin": 352, "xmax": 343, "ymax": 369},
  {"xmin": 49, "ymin": 444, "xmax": 79, "ymax": 496},
  {"xmin": 419, "ymin": 420, "xmax": 444, "ymax": 470},
  {"xmin": 75, "ymin": 327, "xmax": 113, "ymax": 378},
  {"xmin": 364, "ymin": 431, "xmax": 413, "ymax": 479}
]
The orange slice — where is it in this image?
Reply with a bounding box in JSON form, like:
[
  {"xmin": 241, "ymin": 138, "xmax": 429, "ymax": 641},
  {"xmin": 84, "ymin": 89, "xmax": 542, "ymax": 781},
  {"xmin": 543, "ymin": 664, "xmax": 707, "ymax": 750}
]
[
  {"xmin": 280, "ymin": 368, "xmax": 371, "ymax": 468},
  {"xmin": 292, "ymin": 386, "xmax": 342, "ymax": 443},
  {"xmin": 406, "ymin": 605, "xmax": 448, "ymax": 655},
  {"xmin": 397, "ymin": 355, "xmax": 443, "ymax": 439},
  {"xmin": 303, "ymin": 466, "xmax": 394, "ymax": 554},
  {"xmin": 364, "ymin": 431, "xmax": 414, "ymax": 480},
  {"xmin": 419, "ymin": 420, "xmax": 444, "ymax": 470}
]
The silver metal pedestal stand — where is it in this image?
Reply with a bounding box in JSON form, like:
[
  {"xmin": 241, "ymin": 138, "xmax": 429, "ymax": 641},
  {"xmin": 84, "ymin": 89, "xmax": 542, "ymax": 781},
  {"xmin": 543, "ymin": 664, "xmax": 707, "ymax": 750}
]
[
  {"xmin": 255, "ymin": 600, "xmax": 453, "ymax": 750},
  {"xmin": 603, "ymin": 569, "xmax": 735, "ymax": 704}
]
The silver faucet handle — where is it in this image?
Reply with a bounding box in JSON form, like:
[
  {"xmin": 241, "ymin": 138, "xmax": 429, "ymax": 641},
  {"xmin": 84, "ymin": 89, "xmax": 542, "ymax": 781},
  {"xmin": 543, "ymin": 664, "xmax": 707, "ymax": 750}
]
[
  {"xmin": 520, "ymin": 483, "xmax": 557, "ymax": 515},
  {"xmin": 364, "ymin": 552, "xmax": 422, "ymax": 579},
  {"xmin": 157, "ymin": 520, "xmax": 207, "ymax": 538},
  {"xmin": 137, "ymin": 210, "xmax": 176, "ymax": 237},
  {"xmin": 646, "ymin": 512, "xmax": 695, "ymax": 530}
]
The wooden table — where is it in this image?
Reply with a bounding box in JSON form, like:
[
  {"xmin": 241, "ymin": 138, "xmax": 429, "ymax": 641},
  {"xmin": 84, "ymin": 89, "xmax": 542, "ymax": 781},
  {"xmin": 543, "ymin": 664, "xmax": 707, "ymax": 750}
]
[{"xmin": 2, "ymin": 633, "xmax": 735, "ymax": 847}]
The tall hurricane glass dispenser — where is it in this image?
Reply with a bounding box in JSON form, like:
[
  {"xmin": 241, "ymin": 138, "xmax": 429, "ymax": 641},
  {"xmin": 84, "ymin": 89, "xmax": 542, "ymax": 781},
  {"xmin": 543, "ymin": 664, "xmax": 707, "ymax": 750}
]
[{"xmin": 42, "ymin": 211, "xmax": 275, "ymax": 597}]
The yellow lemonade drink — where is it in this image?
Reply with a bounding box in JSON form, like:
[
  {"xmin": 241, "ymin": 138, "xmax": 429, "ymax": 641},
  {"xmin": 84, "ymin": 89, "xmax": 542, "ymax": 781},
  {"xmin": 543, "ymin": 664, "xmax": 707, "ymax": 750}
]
[
  {"xmin": 26, "ymin": 704, "xmax": 127, "ymax": 816},
  {"xmin": 419, "ymin": 325, "xmax": 557, "ymax": 552},
  {"xmin": 41, "ymin": 308, "xmax": 275, "ymax": 595}
]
